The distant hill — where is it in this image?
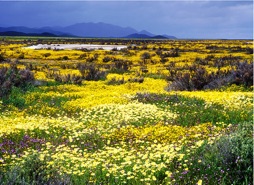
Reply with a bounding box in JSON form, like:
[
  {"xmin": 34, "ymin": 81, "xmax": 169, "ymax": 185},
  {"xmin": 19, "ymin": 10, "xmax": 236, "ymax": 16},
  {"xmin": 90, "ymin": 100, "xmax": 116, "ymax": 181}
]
[
  {"xmin": 151, "ymin": 35, "xmax": 169, "ymax": 39},
  {"xmin": 0, "ymin": 31, "xmax": 28, "ymax": 36},
  {"xmin": 0, "ymin": 31, "xmax": 62, "ymax": 37},
  {"xmin": 162, "ymin": 34, "xmax": 177, "ymax": 39},
  {"xmin": 138, "ymin": 30, "xmax": 155, "ymax": 37},
  {"xmin": 124, "ymin": 33, "xmax": 175, "ymax": 39},
  {"xmin": 0, "ymin": 22, "xmax": 177, "ymax": 39},
  {"xmin": 58, "ymin": 22, "xmax": 137, "ymax": 38},
  {"xmin": 0, "ymin": 26, "xmax": 73, "ymax": 36},
  {"xmin": 125, "ymin": 33, "xmax": 152, "ymax": 39}
]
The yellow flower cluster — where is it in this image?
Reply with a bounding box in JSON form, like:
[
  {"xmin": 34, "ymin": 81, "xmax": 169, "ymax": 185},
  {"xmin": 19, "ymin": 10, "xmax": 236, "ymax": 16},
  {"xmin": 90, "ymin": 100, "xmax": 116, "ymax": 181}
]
[
  {"xmin": 0, "ymin": 39, "xmax": 252, "ymax": 184},
  {"xmin": 105, "ymin": 122, "xmax": 223, "ymax": 145},
  {"xmin": 4, "ymin": 122, "xmax": 231, "ymax": 184},
  {"xmin": 176, "ymin": 91, "xmax": 252, "ymax": 110}
]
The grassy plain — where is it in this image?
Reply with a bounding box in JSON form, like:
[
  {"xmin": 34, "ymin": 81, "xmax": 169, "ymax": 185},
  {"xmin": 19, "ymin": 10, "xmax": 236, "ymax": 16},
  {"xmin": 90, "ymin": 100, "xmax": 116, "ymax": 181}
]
[{"xmin": 0, "ymin": 37, "xmax": 253, "ymax": 184}]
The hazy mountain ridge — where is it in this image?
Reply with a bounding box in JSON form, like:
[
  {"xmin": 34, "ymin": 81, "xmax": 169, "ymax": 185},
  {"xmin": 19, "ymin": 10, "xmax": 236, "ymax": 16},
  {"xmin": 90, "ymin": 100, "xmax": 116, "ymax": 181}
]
[
  {"xmin": 0, "ymin": 22, "xmax": 176, "ymax": 39},
  {"xmin": 125, "ymin": 33, "xmax": 151, "ymax": 39},
  {"xmin": 0, "ymin": 26, "xmax": 72, "ymax": 36},
  {"xmin": 125, "ymin": 33, "xmax": 176, "ymax": 39},
  {"xmin": 0, "ymin": 31, "xmax": 72, "ymax": 37},
  {"xmin": 137, "ymin": 30, "xmax": 155, "ymax": 37},
  {"xmin": 60, "ymin": 22, "xmax": 137, "ymax": 37}
]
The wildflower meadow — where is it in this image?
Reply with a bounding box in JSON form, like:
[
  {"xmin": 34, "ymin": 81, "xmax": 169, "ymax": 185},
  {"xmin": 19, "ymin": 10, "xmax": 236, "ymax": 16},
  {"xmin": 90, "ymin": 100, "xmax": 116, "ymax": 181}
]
[{"xmin": 0, "ymin": 38, "xmax": 253, "ymax": 184}]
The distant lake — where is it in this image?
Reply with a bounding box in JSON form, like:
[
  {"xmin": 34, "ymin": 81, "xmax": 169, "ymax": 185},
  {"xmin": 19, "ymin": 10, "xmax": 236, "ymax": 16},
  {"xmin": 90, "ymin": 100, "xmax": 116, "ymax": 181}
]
[{"xmin": 25, "ymin": 44, "xmax": 128, "ymax": 50}]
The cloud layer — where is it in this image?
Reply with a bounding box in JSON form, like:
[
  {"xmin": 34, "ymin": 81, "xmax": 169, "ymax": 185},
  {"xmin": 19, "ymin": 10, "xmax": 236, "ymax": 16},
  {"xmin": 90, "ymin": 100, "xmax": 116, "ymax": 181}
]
[{"xmin": 0, "ymin": 1, "xmax": 252, "ymax": 39}]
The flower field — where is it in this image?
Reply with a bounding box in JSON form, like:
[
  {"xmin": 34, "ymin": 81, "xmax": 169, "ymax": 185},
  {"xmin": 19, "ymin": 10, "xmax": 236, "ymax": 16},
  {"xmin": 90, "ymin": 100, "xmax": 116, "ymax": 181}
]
[{"xmin": 0, "ymin": 38, "xmax": 253, "ymax": 184}]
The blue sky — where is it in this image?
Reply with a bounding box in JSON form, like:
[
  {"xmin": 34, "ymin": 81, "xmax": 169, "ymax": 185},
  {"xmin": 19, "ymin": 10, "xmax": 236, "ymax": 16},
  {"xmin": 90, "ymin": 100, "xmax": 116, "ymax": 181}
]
[{"xmin": 0, "ymin": 1, "xmax": 253, "ymax": 39}]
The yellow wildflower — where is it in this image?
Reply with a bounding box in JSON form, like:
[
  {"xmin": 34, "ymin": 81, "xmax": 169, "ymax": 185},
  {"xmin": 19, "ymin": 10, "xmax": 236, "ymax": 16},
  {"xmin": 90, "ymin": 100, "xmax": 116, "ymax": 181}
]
[{"xmin": 197, "ymin": 179, "xmax": 202, "ymax": 185}]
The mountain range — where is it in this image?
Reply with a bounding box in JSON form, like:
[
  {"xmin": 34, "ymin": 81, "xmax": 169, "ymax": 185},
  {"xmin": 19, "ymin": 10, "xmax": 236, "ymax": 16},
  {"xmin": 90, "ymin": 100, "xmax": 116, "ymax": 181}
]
[{"xmin": 0, "ymin": 22, "xmax": 176, "ymax": 39}]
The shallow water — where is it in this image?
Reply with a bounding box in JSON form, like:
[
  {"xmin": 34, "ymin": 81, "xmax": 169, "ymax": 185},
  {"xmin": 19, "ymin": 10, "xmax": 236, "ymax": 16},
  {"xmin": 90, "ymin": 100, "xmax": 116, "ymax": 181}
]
[{"xmin": 25, "ymin": 44, "xmax": 127, "ymax": 50}]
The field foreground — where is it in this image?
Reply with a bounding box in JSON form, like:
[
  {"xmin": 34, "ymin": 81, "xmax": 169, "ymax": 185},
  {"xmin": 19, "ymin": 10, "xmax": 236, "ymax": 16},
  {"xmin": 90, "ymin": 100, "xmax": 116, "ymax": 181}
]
[{"xmin": 0, "ymin": 38, "xmax": 253, "ymax": 184}]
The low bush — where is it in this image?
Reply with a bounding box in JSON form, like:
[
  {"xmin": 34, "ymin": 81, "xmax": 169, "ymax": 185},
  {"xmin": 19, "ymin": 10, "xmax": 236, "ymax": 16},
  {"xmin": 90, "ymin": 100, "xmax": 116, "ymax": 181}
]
[
  {"xmin": 173, "ymin": 121, "xmax": 253, "ymax": 185},
  {"xmin": 232, "ymin": 61, "xmax": 253, "ymax": 87},
  {"xmin": 111, "ymin": 59, "xmax": 131, "ymax": 73},
  {"xmin": 1, "ymin": 153, "xmax": 70, "ymax": 185},
  {"xmin": 45, "ymin": 68, "xmax": 83, "ymax": 85},
  {"xmin": 246, "ymin": 47, "xmax": 253, "ymax": 54},
  {"xmin": 107, "ymin": 76, "xmax": 144, "ymax": 85},
  {"xmin": 17, "ymin": 53, "xmax": 25, "ymax": 59},
  {"xmin": 78, "ymin": 63, "xmax": 107, "ymax": 81},
  {"xmin": 0, "ymin": 63, "xmax": 34, "ymax": 98},
  {"xmin": 166, "ymin": 61, "xmax": 253, "ymax": 91},
  {"xmin": 0, "ymin": 53, "xmax": 5, "ymax": 62},
  {"xmin": 54, "ymin": 74, "xmax": 83, "ymax": 85},
  {"xmin": 133, "ymin": 92, "xmax": 252, "ymax": 126},
  {"xmin": 106, "ymin": 77, "xmax": 125, "ymax": 85},
  {"xmin": 102, "ymin": 56, "xmax": 112, "ymax": 63}
]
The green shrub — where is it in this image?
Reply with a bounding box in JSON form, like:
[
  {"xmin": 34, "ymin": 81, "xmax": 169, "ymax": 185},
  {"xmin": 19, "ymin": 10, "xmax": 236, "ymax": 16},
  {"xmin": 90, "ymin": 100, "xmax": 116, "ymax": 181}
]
[
  {"xmin": 133, "ymin": 93, "xmax": 251, "ymax": 126},
  {"xmin": 173, "ymin": 121, "xmax": 253, "ymax": 185},
  {"xmin": 1, "ymin": 153, "xmax": 70, "ymax": 185}
]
